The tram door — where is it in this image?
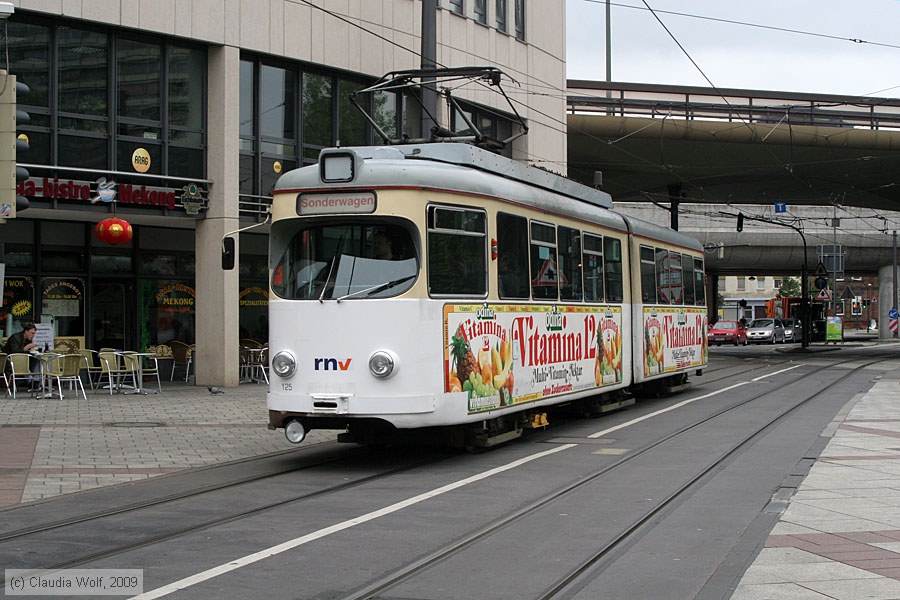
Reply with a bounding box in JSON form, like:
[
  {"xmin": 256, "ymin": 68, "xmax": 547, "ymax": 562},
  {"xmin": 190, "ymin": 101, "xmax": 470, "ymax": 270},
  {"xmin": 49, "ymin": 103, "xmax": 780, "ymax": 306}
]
[{"xmin": 92, "ymin": 281, "xmax": 133, "ymax": 350}]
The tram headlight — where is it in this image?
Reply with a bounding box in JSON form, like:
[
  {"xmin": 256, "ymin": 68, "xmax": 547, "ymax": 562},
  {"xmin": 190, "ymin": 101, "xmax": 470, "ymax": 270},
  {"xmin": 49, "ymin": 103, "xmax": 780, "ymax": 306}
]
[
  {"xmin": 368, "ymin": 350, "xmax": 398, "ymax": 379},
  {"xmin": 272, "ymin": 351, "xmax": 296, "ymax": 378}
]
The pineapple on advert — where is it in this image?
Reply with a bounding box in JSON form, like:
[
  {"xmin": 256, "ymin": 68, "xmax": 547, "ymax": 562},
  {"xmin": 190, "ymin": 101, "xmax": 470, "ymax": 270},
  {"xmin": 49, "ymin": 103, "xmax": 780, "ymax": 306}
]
[
  {"xmin": 445, "ymin": 303, "xmax": 623, "ymax": 414},
  {"xmin": 643, "ymin": 307, "xmax": 707, "ymax": 377}
]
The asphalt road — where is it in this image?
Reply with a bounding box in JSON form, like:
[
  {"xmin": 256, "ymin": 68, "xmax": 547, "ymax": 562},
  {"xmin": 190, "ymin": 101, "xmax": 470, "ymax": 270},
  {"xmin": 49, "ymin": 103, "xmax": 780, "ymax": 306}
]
[{"xmin": 2, "ymin": 343, "xmax": 898, "ymax": 600}]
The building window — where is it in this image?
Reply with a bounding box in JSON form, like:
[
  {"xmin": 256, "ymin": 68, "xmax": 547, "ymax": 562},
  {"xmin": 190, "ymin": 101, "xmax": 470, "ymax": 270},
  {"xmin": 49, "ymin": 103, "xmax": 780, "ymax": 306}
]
[
  {"xmin": 736, "ymin": 276, "xmax": 746, "ymax": 291},
  {"xmin": 260, "ymin": 64, "xmax": 297, "ymax": 196},
  {"xmin": 167, "ymin": 46, "xmax": 205, "ymax": 177},
  {"xmin": 496, "ymin": 0, "xmax": 507, "ymax": 32},
  {"xmin": 338, "ymin": 78, "xmax": 368, "ymax": 147},
  {"xmin": 301, "ymin": 71, "xmax": 333, "ymax": 159},
  {"xmin": 514, "ymin": 0, "xmax": 525, "ymax": 40},
  {"xmin": 757, "ymin": 277, "xmax": 766, "ymax": 291},
  {"xmin": 58, "ymin": 25, "xmax": 109, "ymax": 169},
  {"xmin": 117, "ymin": 38, "xmax": 161, "ymax": 174},
  {"xmin": 9, "ymin": 18, "xmax": 206, "ymax": 179},
  {"xmin": 449, "ymin": 0, "xmax": 464, "ymax": 16},
  {"xmin": 239, "ymin": 55, "xmax": 407, "ymax": 215},
  {"xmin": 474, "ymin": 0, "xmax": 487, "ymax": 24},
  {"xmin": 450, "ymin": 101, "xmax": 517, "ymax": 158}
]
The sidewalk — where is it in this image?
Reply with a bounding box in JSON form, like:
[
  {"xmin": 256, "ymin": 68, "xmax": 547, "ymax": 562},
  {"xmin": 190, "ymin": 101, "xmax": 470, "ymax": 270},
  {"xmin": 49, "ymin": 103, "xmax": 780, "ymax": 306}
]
[
  {"xmin": 730, "ymin": 366, "xmax": 900, "ymax": 599},
  {"xmin": 0, "ymin": 381, "xmax": 337, "ymax": 506}
]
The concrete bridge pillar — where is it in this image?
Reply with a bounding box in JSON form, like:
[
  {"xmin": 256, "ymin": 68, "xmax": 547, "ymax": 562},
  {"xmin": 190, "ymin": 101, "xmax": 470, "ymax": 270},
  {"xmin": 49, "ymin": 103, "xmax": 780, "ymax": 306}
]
[{"xmin": 877, "ymin": 264, "xmax": 898, "ymax": 340}]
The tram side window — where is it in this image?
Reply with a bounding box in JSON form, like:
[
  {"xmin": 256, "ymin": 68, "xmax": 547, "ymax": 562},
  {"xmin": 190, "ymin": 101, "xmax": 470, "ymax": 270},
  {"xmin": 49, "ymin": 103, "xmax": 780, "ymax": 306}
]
[
  {"xmin": 682, "ymin": 253, "xmax": 696, "ymax": 305},
  {"xmin": 640, "ymin": 245, "xmax": 656, "ymax": 303},
  {"xmin": 427, "ymin": 205, "xmax": 487, "ymax": 296},
  {"xmin": 582, "ymin": 233, "xmax": 604, "ymax": 303},
  {"xmin": 669, "ymin": 252, "xmax": 684, "ymax": 305},
  {"xmin": 559, "ymin": 226, "xmax": 582, "ymax": 301},
  {"xmin": 530, "ymin": 221, "xmax": 558, "ymax": 300},
  {"xmin": 604, "ymin": 237, "xmax": 623, "ymax": 302},
  {"xmin": 497, "ymin": 212, "xmax": 529, "ymax": 299},
  {"xmin": 694, "ymin": 257, "xmax": 706, "ymax": 306},
  {"xmin": 655, "ymin": 248, "xmax": 671, "ymax": 305}
]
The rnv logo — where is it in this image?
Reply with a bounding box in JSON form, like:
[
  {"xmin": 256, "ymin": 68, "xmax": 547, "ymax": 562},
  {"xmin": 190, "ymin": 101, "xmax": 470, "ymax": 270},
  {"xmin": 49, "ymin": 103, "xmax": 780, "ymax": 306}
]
[{"xmin": 314, "ymin": 358, "xmax": 352, "ymax": 371}]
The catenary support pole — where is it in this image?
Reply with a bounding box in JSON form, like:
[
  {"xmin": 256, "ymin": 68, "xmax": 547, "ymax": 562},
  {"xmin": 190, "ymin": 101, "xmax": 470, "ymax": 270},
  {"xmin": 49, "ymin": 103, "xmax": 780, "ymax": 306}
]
[{"xmin": 421, "ymin": 0, "xmax": 438, "ymax": 138}]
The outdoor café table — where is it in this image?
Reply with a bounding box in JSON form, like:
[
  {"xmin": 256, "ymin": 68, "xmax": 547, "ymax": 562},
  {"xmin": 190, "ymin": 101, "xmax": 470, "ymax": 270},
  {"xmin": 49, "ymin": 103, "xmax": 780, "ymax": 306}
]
[
  {"xmin": 31, "ymin": 351, "xmax": 61, "ymax": 399},
  {"xmin": 119, "ymin": 352, "xmax": 159, "ymax": 395}
]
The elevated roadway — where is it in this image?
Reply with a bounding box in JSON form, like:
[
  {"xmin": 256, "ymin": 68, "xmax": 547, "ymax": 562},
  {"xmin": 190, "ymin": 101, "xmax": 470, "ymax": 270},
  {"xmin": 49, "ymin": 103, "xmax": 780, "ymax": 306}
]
[{"xmin": 566, "ymin": 81, "xmax": 900, "ymax": 211}]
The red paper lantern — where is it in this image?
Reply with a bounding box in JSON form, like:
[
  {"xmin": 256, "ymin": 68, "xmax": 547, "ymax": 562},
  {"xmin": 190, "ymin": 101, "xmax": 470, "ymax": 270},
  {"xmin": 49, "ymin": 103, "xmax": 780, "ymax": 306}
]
[{"xmin": 95, "ymin": 217, "xmax": 133, "ymax": 245}]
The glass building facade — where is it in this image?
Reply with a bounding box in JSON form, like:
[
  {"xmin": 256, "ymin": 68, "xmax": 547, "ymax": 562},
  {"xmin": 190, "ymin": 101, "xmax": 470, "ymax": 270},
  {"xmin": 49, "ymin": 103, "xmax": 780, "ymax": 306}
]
[{"xmin": 0, "ymin": 1, "xmax": 550, "ymax": 385}]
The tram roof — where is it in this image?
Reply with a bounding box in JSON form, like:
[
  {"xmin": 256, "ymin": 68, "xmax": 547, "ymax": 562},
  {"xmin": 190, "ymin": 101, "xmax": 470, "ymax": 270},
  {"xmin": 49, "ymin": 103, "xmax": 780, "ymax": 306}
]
[{"xmin": 275, "ymin": 144, "xmax": 702, "ymax": 251}]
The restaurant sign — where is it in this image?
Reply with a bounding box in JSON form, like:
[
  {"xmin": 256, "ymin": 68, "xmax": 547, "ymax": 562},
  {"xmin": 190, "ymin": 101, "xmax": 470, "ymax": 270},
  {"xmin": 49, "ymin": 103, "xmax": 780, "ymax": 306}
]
[{"xmin": 16, "ymin": 176, "xmax": 207, "ymax": 214}]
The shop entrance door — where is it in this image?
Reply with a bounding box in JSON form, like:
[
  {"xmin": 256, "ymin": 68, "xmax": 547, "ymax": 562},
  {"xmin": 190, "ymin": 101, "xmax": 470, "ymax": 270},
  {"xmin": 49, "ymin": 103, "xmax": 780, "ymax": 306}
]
[{"xmin": 93, "ymin": 281, "xmax": 133, "ymax": 350}]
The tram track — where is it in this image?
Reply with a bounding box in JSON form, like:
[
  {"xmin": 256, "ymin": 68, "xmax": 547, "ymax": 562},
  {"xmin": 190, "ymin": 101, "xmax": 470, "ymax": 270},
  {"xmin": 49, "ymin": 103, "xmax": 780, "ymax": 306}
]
[
  {"xmin": 0, "ymin": 357, "xmax": 763, "ymax": 558},
  {"xmin": 0, "ymin": 443, "xmax": 361, "ymax": 543},
  {"xmin": 0, "ymin": 356, "xmax": 775, "ymax": 551},
  {"xmin": 0, "ymin": 445, "xmax": 453, "ymax": 585},
  {"xmin": 338, "ymin": 354, "xmax": 895, "ymax": 600}
]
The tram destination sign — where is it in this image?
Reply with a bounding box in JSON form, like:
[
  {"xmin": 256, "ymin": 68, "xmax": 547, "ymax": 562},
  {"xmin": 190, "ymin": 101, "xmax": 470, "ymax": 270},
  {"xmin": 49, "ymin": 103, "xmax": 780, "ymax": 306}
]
[{"xmin": 298, "ymin": 191, "xmax": 376, "ymax": 215}]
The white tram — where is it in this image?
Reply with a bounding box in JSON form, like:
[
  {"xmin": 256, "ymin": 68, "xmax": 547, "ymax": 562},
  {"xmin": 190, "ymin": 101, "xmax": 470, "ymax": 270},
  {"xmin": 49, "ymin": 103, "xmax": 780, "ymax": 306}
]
[{"xmin": 261, "ymin": 143, "xmax": 707, "ymax": 448}]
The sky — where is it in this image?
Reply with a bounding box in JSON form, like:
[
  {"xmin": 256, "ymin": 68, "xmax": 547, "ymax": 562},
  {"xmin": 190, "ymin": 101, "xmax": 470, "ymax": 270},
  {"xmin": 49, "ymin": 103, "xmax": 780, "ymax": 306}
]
[{"xmin": 565, "ymin": 0, "xmax": 900, "ymax": 97}]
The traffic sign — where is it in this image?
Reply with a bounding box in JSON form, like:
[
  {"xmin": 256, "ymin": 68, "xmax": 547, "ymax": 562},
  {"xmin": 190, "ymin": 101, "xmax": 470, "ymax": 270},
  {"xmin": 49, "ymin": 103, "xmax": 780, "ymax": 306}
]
[
  {"xmin": 815, "ymin": 288, "xmax": 831, "ymax": 301},
  {"xmin": 814, "ymin": 276, "xmax": 827, "ymax": 291},
  {"xmin": 531, "ymin": 258, "xmax": 567, "ymax": 287},
  {"xmin": 775, "ymin": 202, "xmax": 787, "ymax": 213},
  {"xmin": 840, "ymin": 287, "xmax": 855, "ymax": 301},
  {"xmin": 889, "ymin": 308, "xmax": 899, "ymax": 319},
  {"xmin": 814, "ymin": 261, "xmax": 829, "ymax": 277},
  {"xmin": 890, "ymin": 319, "xmax": 898, "ymax": 335}
]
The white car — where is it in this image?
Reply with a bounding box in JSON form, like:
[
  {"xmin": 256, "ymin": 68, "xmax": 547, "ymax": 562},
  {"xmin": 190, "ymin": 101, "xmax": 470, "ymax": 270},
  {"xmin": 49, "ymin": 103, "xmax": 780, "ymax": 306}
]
[{"xmin": 746, "ymin": 318, "xmax": 786, "ymax": 344}]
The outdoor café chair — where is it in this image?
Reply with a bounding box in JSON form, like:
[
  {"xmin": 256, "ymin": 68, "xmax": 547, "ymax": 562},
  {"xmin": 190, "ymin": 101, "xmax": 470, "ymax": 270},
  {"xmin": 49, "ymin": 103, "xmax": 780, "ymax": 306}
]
[
  {"xmin": 169, "ymin": 340, "xmax": 193, "ymax": 382},
  {"xmin": 139, "ymin": 352, "xmax": 162, "ymax": 393},
  {"xmin": 46, "ymin": 354, "xmax": 87, "ymax": 400},
  {"xmin": 8, "ymin": 352, "xmax": 36, "ymax": 398},
  {"xmin": 98, "ymin": 350, "xmax": 135, "ymax": 394},
  {"xmin": 0, "ymin": 353, "xmax": 9, "ymax": 397},
  {"xmin": 77, "ymin": 349, "xmax": 103, "ymax": 389}
]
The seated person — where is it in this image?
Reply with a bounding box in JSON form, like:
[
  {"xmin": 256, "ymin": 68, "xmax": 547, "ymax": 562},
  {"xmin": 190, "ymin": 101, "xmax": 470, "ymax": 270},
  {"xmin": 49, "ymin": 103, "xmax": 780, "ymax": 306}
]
[
  {"xmin": 4, "ymin": 322, "xmax": 38, "ymax": 354},
  {"xmin": 3, "ymin": 322, "xmax": 41, "ymax": 390},
  {"xmin": 373, "ymin": 231, "xmax": 395, "ymax": 260}
]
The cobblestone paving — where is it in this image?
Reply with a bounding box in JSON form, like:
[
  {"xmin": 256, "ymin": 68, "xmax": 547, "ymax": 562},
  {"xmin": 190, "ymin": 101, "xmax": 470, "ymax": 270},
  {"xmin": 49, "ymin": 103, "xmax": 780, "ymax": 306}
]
[{"xmin": 0, "ymin": 382, "xmax": 337, "ymax": 505}]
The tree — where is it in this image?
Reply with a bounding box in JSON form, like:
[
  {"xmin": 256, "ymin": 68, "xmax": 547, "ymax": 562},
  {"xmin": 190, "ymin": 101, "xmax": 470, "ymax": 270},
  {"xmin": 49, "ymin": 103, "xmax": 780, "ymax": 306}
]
[{"xmin": 777, "ymin": 277, "xmax": 801, "ymax": 298}]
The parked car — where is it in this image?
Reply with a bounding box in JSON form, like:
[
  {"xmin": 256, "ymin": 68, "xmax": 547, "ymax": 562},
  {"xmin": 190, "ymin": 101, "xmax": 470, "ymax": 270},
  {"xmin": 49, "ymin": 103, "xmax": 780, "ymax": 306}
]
[
  {"xmin": 707, "ymin": 320, "xmax": 748, "ymax": 346},
  {"xmin": 746, "ymin": 318, "xmax": 786, "ymax": 344},
  {"xmin": 782, "ymin": 318, "xmax": 802, "ymax": 342}
]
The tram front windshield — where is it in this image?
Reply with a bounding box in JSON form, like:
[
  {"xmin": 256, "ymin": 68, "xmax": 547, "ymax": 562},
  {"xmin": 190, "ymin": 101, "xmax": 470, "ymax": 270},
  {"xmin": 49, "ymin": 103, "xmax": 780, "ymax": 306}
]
[{"xmin": 272, "ymin": 222, "xmax": 417, "ymax": 300}]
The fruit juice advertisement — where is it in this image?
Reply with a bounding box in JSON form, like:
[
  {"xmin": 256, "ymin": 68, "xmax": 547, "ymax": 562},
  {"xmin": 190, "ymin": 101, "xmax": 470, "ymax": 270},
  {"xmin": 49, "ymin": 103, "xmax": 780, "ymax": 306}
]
[
  {"xmin": 642, "ymin": 307, "xmax": 707, "ymax": 377},
  {"xmin": 444, "ymin": 303, "xmax": 623, "ymax": 414}
]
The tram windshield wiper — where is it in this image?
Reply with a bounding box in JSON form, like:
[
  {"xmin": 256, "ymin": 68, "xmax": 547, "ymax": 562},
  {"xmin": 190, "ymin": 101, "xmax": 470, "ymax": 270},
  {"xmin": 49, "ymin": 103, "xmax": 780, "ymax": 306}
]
[
  {"xmin": 318, "ymin": 229, "xmax": 348, "ymax": 302},
  {"xmin": 336, "ymin": 275, "xmax": 416, "ymax": 302}
]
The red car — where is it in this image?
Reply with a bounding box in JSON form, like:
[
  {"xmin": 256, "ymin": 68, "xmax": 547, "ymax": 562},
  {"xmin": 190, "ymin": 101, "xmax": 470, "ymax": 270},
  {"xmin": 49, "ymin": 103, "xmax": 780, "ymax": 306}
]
[{"xmin": 708, "ymin": 320, "xmax": 748, "ymax": 346}]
